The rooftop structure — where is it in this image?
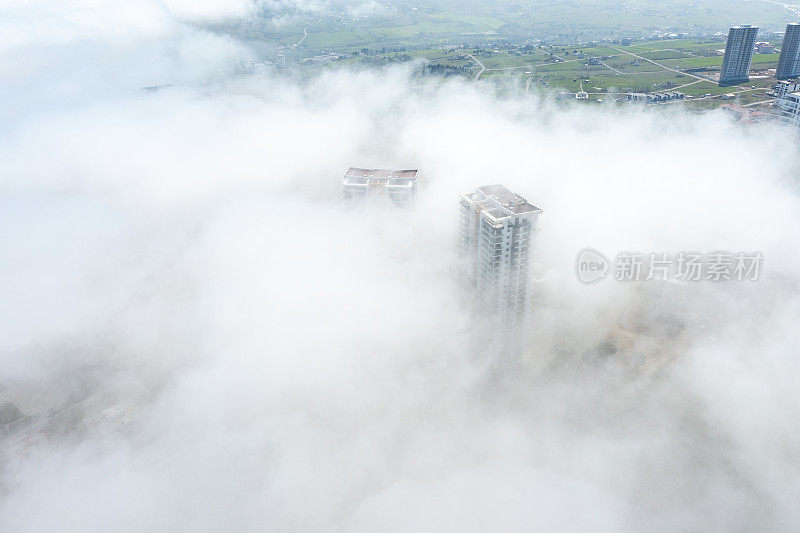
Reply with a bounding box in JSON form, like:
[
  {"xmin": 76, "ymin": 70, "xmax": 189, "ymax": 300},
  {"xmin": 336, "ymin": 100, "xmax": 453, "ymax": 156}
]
[
  {"xmin": 342, "ymin": 167, "xmax": 418, "ymax": 208},
  {"xmin": 471, "ymin": 184, "xmax": 542, "ymax": 218}
]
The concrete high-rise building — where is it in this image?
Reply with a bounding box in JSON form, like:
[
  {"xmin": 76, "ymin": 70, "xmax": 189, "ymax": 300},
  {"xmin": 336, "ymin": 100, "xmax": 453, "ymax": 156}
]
[
  {"xmin": 342, "ymin": 168, "xmax": 418, "ymax": 208},
  {"xmin": 719, "ymin": 25, "xmax": 758, "ymax": 84},
  {"xmin": 777, "ymin": 23, "xmax": 800, "ymax": 80},
  {"xmin": 459, "ymin": 185, "xmax": 542, "ymax": 363},
  {"xmin": 775, "ymin": 91, "xmax": 800, "ymax": 127}
]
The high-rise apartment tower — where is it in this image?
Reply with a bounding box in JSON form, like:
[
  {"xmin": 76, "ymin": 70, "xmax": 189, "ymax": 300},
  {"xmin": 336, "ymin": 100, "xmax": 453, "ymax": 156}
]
[
  {"xmin": 778, "ymin": 23, "xmax": 800, "ymax": 80},
  {"xmin": 719, "ymin": 25, "xmax": 758, "ymax": 84},
  {"xmin": 459, "ymin": 185, "xmax": 542, "ymax": 363}
]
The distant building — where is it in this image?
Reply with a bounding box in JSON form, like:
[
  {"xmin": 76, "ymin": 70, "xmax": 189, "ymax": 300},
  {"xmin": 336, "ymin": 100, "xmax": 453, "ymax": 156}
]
[
  {"xmin": 626, "ymin": 92, "xmax": 684, "ymax": 103},
  {"xmin": 459, "ymin": 185, "xmax": 542, "ymax": 364},
  {"xmin": 342, "ymin": 168, "xmax": 418, "ymax": 208},
  {"xmin": 753, "ymin": 41, "xmax": 775, "ymax": 54},
  {"xmin": 626, "ymin": 93, "xmax": 648, "ymax": 102},
  {"xmin": 773, "ymin": 80, "xmax": 800, "ymax": 98},
  {"xmin": 777, "ymin": 24, "xmax": 800, "ymax": 79},
  {"xmin": 754, "ymin": 42, "xmax": 775, "ymax": 54},
  {"xmin": 719, "ymin": 25, "xmax": 758, "ymax": 84}
]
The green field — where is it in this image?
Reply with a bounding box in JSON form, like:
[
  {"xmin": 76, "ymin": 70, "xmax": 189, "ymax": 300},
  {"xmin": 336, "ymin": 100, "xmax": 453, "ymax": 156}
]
[
  {"xmin": 257, "ymin": 0, "xmax": 787, "ymax": 114},
  {"xmin": 248, "ymin": 0, "xmax": 794, "ymax": 54},
  {"xmin": 663, "ymin": 53, "xmax": 780, "ymax": 69},
  {"xmin": 295, "ymin": 36, "xmax": 779, "ymax": 111}
]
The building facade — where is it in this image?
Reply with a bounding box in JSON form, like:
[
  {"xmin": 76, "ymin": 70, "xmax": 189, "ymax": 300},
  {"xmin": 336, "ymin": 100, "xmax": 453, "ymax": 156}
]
[
  {"xmin": 775, "ymin": 92, "xmax": 800, "ymax": 127},
  {"xmin": 777, "ymin": 23, "xmax": 800, "ymax": 80},
  {"xmin": 719, "ymin": 25, "xmax": 758, "ymax": 84},
  {"xmin": 459, "ymin": 185, "xmax": 542, "ymax": 364},
  {"xmin": 342, "ymin": 168, "xmax": 418, "ymax": 208}
]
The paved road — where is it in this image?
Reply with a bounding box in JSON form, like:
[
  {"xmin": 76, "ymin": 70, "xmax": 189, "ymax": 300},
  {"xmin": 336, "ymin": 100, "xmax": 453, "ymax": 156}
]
[
  {"xmin": 655, "ymin": 79, "xmax": 704, "ymax": 93},
  {"xmin": 597, "ymin": 59, "xmax": 626, "ymax": 75},
  {"xmin": 761, "ymin": 0, "xmax": 800, "ymax": 16},
  {"xmin": 611, "ymin": 47, "xmax": 715, "ymax": 84},
  {"xmin": 743, "ymin": 98, "xmax": 777, "ymax": 107},
  {"xmin": 293, "ymin": 26, "xmax": 308, "ymax": 48},
  {"xmin": 466, "ymin": 54, "xmax": 486, "ymax": 82},
  {"xmin": 649, "ymin": 89, "xmax": 773, "ymax": 106}
]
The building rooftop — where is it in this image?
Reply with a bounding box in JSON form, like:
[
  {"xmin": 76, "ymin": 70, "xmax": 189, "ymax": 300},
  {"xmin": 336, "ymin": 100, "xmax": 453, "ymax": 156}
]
[
  {"xmin": 477, "ymin": 184, "xmax": 542, "ymax": 215},
  {"xmin": 343, "ymin": 167, "xmax": 418, "ymax": 187}
]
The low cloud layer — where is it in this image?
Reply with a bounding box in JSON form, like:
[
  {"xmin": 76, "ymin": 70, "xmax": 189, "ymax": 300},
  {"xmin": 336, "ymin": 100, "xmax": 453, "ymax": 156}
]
[{"xmin": 2, "ymin": 2, "xmax": 800, "ymax": 531}]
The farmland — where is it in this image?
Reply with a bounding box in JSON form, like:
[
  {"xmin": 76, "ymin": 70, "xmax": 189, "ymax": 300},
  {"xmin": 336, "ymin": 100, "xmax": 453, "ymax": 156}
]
[
  {"xmin": 283, "ymin": 35, "xmax": 781, "ymax": 111},
  {"xmin": 222, "ymin": 1, "xmax": 799, "ymax": 113}
]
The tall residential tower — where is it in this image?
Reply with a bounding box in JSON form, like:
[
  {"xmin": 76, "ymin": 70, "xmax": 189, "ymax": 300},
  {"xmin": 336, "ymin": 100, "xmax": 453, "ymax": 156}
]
[
  {"xmin": 719, "ymin": 25, "xmax": 758, "ymax": 85},
  {"xmin": 459, "ymin": 185, "xmax": 542, "ymax": 364},
  {"xmin": 777, "ymin": 23, "xmax": 800, "ymax": 80}
]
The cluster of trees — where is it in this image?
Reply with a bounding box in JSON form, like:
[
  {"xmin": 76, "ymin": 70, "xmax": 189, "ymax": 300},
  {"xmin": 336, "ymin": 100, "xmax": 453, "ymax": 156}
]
[
  {"xmin": 423, "ymin": 63, "xmax": 471, "ymax": 77},
  {"xmin": 353, "ymin": 46, "xmax": 408, "ymax": 57},
  {"xmin": 363, "ymin": 54, "xmax": 412, "ymax": 65}
]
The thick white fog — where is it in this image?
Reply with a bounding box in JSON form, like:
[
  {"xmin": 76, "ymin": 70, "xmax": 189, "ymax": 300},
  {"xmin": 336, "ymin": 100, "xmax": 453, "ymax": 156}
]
[{"xmin": 2, "ymin": 1, "xmax": 800, "ymax": 532}]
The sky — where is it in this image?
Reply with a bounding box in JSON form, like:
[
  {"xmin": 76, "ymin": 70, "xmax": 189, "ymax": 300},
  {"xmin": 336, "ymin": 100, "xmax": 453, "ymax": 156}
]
[{"xmin": 2, "ymin": 1, "xmax": 800, "ymax": 532}]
